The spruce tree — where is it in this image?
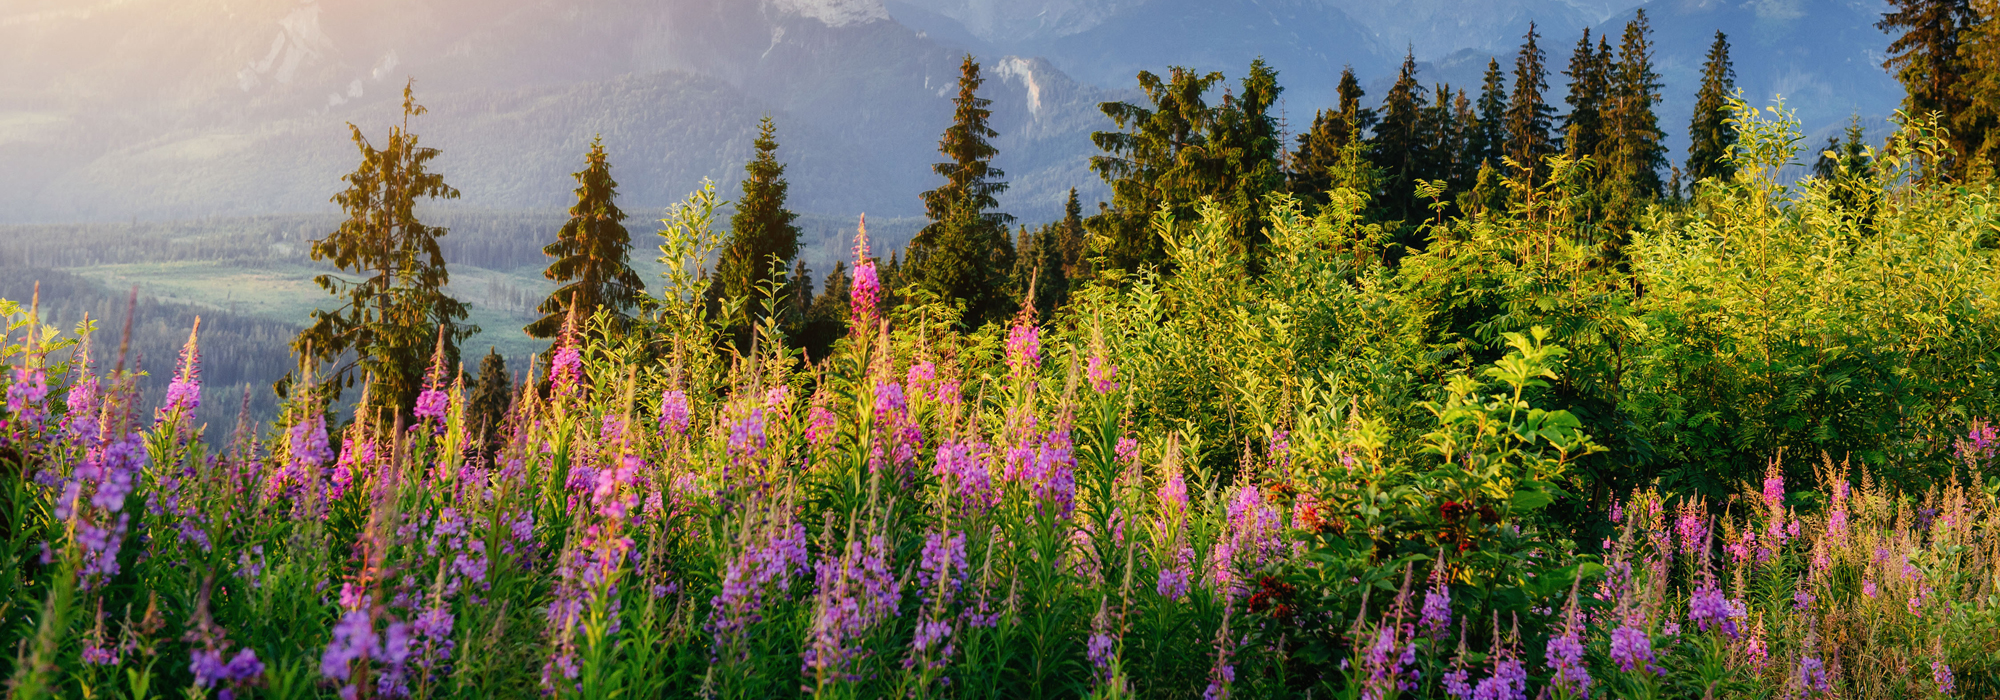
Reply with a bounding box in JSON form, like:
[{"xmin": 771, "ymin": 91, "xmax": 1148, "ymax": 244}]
[
  {"xmin": 800, "ymin": 262, "xmax": 850, "ymax": 361},
  {"xmin": 527, "ymin": 136, "xmax": 646, "ymax": 340},
  {"xmin": 1373, "ymin": 51, "xmax": 1429, "ymax": 223},
  {"xmin": 714, "ymin": 116, "xmax": 805, "ymax": 323},
  {"xmin": 910, "ymin": 55, "xmax": 1017, "ymax": 327},
  {"xmin": 1089, "ymin": 61, "xmax": 1282, "ymax": 274},
  {"xmin": 1686, "ymin": 31, "xmax": 1739, "ymax": 184},
  {"xmin": 1951, "ymin": 0, "xmax": 2000, "ymax": 171},
  {"xmin": 1471, "ymin": 58, "xmax": 1509, "ymax": 169},
  {"xmin": 1562, "ymin": 28, "xmax": 1610, "ymax": 160},
  {"xmin": 1291, "ymin": 68, "xmax": 1372, "ymax": 205},
  {"xmin": 1603, "ymin": 10, "xmax": 1666, "ymax": 203},
  {"xmin": 1505, "ymin": 23, "xmax": 1557, "ymax": 179},
  {"xmin": 1056, "ymin": 188, "xmax": 1088, "ymax": 284},
  {"xmin": 294, "ymin": 81, "xmax": 475, "ymax": 410},
  {"xmin": 1879, "ymin": 0, "xmax": 1976, "ymax": 168},
  {"xmin": 1205, "ymin": 59, "xmax": 1287, "ymax": 266},
  {"xmin": 468, "ymin": 348, "xmax": 510, "ymax": 447}
]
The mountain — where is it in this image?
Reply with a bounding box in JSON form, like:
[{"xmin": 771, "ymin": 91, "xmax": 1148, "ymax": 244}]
[
  {"xmin": 0, "ymin": 0, "xmax": 1910, "ymax": 230},
  {"xmin": 0, "ymin": 0, "xmax": 1123, "ymax": 225}
]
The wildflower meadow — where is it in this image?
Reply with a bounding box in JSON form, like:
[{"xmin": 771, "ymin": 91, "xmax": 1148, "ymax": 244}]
[{"xmin": 4, "ymin": 101, "xmax": 2000, "ymax": 700}]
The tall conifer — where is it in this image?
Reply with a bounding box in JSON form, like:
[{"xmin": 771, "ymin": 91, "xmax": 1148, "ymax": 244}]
[
  {"xmin": 910, "ymin": 54, "xmax": 1016, "ymax": 327},
  {"xmin": 295, "ymin": 82, "xmax": 475, "ymax": 409},
  {"xmin": 1880, "ymin": 0, "xmax": 1976, "ymax": 165},
  {"xmin": 1291, "ymin": 67, "xmax": 1373, "ymax": 204},
  {"xmin": 1374, "ymin": 51, "xmax": 1429, "ymax": 222},
  {"xmin": 1506, "ymin": 23, "xmax": 1556, "ymax": 179},
  {"xmin": 714, "ymin": 117, "xmax": 804, "ymax": 321},
  {"xmin": 1563, "ymin": 29, "xmax": 1610, "ymax": 160},
  {"xmin": 1471, "ymin": 59, "xmax": 1509, "ymax": 169},
  {"xmin": 1687, "ymin": 31, "xmax": 1739, "ymax": 184},
  {"xmin": 528, "ymin": 137, "xmax": 646, "ymax": 340},
  {"xmin": 1603, "ymin": 10, "xmax": 1666, "ymax": 205}
]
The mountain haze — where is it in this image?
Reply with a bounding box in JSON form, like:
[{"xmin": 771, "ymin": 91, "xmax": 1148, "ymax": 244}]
[{"xmin": 0, "ymin": 0, "xmax": 1908, "ymax": 228}]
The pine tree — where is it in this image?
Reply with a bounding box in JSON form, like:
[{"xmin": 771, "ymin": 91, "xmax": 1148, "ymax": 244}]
[
  {"xmin": 909, "ymin": 55, "xmax": 1017, "ymax": 328},
  {"xmin": 1291, "ymin": 67, "xmax": 1376, "ymax": 205},
  {"xmin": 800, "ymin": 262, "xmax": 850, "ymax": 361},
  {"xmin": 1686, "ymin": 31, "xmax": 1739, "ymax": 184},
  {"xmin": 1880, "ymin": 0, "xmax": 1976, "ymax": 170},
  {"xmin": 1952, "ymin": 0, "xmax": 2000, "ymax": 171},
  {"xmin": 1603, "ymin": 10, "xmax": 1667, "ymax": 205},
  {"xmin": 1562, "ymin": 28, "xmax": 1610, "ymax": 161},
  {"xmin": 1471, "ymin": 58, "xmax": 1509, "ymax": 169},
  {"xmin": 715, "ymin": 117, "xmax": 805, "ymax": 322},
  {"xmin": 527, "ymin": 137, "xmax": 646, "ymax": 340},
  {"xmin": 1373, "ymin": 51, "xmax": 1430, "ymax": 223},
  {"xmin": 468, "ymin": 348, "xmax": 510, "ymax": 447},
  {"xmin": 1089, "ymin": 61, "xmax": 1282, "ymax": 274},
  {"xmin": 1505, "ymin": 23, "xmax": 1557, "ymax": 179},
  {"xmin": 294, "ymin": 81, "xmax": 476, "ymax": 411},
  {"xmin": 1054, "ymin": 188, "xmax": 1089, "ymax": 285},
  {"xmin": 1205, "ymin": 59, "xmax": 1287, "ymax": 266}
]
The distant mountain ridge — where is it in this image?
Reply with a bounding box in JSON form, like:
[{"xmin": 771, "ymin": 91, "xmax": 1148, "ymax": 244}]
[{"xmin": 0, "ymin": 0, "xmax": 1907, "ymax": 229}]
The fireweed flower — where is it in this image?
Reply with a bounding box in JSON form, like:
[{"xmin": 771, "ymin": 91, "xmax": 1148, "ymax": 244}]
[
  {"xmin": 6, "ymin": 364, "xmax": 48, "ymax": 424},
  {"xmin": 1609, "ymin": 625, "xmax": 1660, "ymax": 675},
  {"xmin": 322, "ymin": 609, "xmax": 380, "ymax": 682},
  {"xmin": 282, "ymin": 412, "xmax": 332, "ymax": 496},
  {"xmin": 804, "ymin": 534, "xmax": 901, "ymax": 685},
  {"xmin": 162, "ymin": 323, "xmax": 202, "ymax": 417},
  {"xmin": 1545, "ymin": 620, "xmax": 1591, "ymax": 697},
  {"xmin": 1794, "ymin": 656, "xmax": 1831, "ymax": 695},
  {"xmin": 64, "ymin": 370, "xmax": 99, "ymax": 444},
  {"xmin": 1473, "ymin": 655, "xmax": 1529, "ymax": 700},
  {"xmin": 550, "ymin": 346, "xmax": 584, "ymax": 394},
  {"xmin": 1006, "ymin": 424, "xmax": 1076, "ymax": 517},
  {"xmin": 1419, "ymin": 582, "xmax": 1452, "ymax": 638},
  {"xmin": 1687, "ymin": 578, "xmax": 1746, "ymax": 638},
  {"xmin": 807, "ymin": 404, "xmax": 836, "ymax": 445},
  {"xmin": 1005, "ymin": 322, "xmax": 1041, "ymax": 378},
  {"xmin": 934, "ymin": 439, "xmax": 996, "ymax": 511},
  {"xmin": 69, "ymin": 432, "xmax": 146, "ymax": 590},
  {"xmin": 1933, "ymin": 659, "xmax": 1955, "ymax": 694},
  {"xmin": 1358, "ymin": 625, "xmax": 1409, "ymax": 700},
  {"xmin": 657, "ymin": 389, "xmax": 692, "ymax": 435},
  {"xmin": 1156, "ymin": 548, "xmax": 1193, "ymax": 601},
  {"xmin": 192, "ymin": 647, "xmax": 265, "ymax": 698},
  {"xmin": 707, "ymin": 522, "xmax": 811, "ymax": 654},
  {"xmin": 1085, "ymin": 354, "xmax": 1118, "ymax": 393}
]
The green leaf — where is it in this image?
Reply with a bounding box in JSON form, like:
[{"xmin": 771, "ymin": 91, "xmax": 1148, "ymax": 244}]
[{"xmin": 1510, "ymin": 489, "xmax": 1555, "ymax": 511}]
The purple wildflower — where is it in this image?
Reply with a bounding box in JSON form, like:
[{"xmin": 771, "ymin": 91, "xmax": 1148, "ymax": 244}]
[
  {"xmin": 934, "ymin": 440, "xmax": 996, "ymax": 511},
  {"xmin": 1934, "ymin": 659, "xmax": 1955, "ymax": 695},
  {"xmin": 1688, "ymin": 578, "xmax": 1745, "ymax": 638},
  {"xmin": 1156, "ymin": 559, "xmax": 1192, "ymax": 601},
  {"xmin": 1795, "ymin": 656, "xmax": 1831, "ymax": 695},
  {"xmin": 322, "ymin": 610, "xmax": 379, "ymax": 682},
  {"xmin": 1420, "ymin": 583, "xmax": 1452, "ymax": 638},
  {"xmin": 6, "ymin": 365, "xmax": 48, "ymax": 423},
  {"xmin": 161, "ymin": 322, "xmax": 202, "ymax": 417},
  {"xmin": 1472, "ymin": 656, "xmax": 1527, "ymax": 700},
  {"xmin": 807, "ymin": 404, "xmax": 836, "ymax": 445},
  {"xmin": 551, "ymin": 347, "xmax": 584, "ymax": 394},
  {"xmin": 804, "ymin": 534, "xmax": 901, "ymax": 685},
  {"xmin": 1086, "ymin": 354, "xmax": 1118, "ymax": 393},
  {"xmin": 1609, "ymin": 625, "xmax": 1659, "ymax": 675},
  {"xmin": 413, "ymin": 389, "xmax": 448, "ymax": 421},
  {"xmin": 659, "ymin": 390, "xmax": 691, "ymax": 435},
  {"xmin": 1545, "ymin": 623, "xmax": 1591, "ymax": 697},
  {"xmin": 1006, "ymin": 322, "xmax": 1040, "ymax": 377}
]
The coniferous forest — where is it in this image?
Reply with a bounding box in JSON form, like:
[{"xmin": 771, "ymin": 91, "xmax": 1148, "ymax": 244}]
[{"xmin": 12, "ymin": 4, "xmax": 2000, "ymax": 698}]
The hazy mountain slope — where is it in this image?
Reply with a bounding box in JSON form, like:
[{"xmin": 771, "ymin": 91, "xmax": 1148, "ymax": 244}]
[{"xmin": 0, "ymin": 0, "xmax": 1121, "ymax": 225}]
